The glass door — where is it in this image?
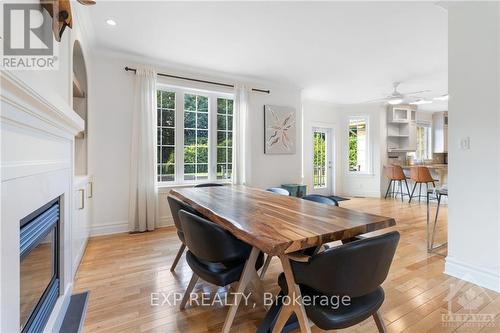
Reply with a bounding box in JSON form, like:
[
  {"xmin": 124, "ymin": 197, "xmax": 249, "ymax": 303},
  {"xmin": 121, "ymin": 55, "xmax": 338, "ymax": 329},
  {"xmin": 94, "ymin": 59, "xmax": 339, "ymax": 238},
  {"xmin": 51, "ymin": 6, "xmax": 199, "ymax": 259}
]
[{"xmin": 312, "ymin": 127, "xmax": 333, "ymax": 195}]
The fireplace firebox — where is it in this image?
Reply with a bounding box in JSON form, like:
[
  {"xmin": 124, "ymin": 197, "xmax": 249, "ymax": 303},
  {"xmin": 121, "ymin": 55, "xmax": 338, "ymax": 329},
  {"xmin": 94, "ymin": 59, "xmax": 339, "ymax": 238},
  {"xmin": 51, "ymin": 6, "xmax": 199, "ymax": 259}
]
[{"xmin": 20, "ymin": 198, "xmax": 60, "ymax": 333}]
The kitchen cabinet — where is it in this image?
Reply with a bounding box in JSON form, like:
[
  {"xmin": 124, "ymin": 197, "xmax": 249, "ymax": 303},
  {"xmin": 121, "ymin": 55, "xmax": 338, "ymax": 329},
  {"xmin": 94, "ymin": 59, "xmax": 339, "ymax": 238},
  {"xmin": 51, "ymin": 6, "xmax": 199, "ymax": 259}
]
[
  {"xmin": 387, "ymin": 105, "xmax": 417, "ymax": 152},
  {"xmin": 433, "ymin": 111, "xmax": 448, "ymax": 153},
  {"xmin": 72, "ymin": 176, "xmax": 93, "ymax": 277}
]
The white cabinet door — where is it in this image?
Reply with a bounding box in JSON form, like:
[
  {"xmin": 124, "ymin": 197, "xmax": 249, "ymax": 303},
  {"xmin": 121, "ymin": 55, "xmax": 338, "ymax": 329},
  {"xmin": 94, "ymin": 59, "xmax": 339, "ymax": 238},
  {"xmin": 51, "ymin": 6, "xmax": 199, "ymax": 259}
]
[{"xmin": 408, "ymin": 122, "xmax": 417, "ymax": 151}]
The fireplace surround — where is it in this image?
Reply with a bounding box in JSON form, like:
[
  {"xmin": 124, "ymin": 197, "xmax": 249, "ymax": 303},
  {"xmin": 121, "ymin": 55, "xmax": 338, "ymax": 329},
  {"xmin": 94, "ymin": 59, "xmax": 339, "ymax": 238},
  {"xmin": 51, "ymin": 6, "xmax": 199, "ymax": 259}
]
[{"xmin": 20, "ymin": 198, "xmax": 61, "ymax": 333}]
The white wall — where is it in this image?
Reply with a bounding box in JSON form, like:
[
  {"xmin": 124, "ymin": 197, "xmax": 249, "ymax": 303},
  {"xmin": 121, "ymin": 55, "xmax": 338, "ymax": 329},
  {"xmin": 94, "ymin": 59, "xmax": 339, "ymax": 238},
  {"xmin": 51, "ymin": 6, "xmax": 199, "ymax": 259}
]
[
  {"xmin": 302, "ymin": 100, "xmax": 386, "ymax": 197},
  {"xmin": 445, "ymin": 2, "xmax": 500, "ymax": 292},
  {"xmin": 88, "ymin": 51, "xmax": 302, "ymax": 234}
]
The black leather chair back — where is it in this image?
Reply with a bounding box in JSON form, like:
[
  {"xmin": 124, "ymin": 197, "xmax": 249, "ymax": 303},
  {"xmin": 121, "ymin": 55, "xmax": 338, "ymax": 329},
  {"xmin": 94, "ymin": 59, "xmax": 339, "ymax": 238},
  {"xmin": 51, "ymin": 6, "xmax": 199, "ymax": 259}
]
[
  {"xmin": 302, "ymin": 194, "xmax": 339, "ymax": 206},
  {"xmin": 167, "ymin": 196, "xmax": 198, "ymax": 232},
  {"xmin": 179, "ymin": 210, "xmax": 251, "ymax": 264},
  {"xmin": 292, "ymin": 231, "xmax": 399, "ymax": 298},
  {"xmin": 266, "ymin": 188, "xmax": 290, "ymax": 196},
  {"xmin": 194, "ymin": 183, "xmax": 224, "ymax": 188}
]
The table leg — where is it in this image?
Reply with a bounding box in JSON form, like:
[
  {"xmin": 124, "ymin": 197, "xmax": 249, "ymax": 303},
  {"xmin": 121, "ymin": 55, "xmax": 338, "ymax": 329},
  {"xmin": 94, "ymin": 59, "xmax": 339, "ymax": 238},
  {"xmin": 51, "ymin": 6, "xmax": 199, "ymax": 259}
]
[
  {"xmin": 272, "ymin": 255, "xmax": 312, "ymax": 333},
  {"xmin": 222, "ymin": 247, "xmax": 260, "ymax": 333}
]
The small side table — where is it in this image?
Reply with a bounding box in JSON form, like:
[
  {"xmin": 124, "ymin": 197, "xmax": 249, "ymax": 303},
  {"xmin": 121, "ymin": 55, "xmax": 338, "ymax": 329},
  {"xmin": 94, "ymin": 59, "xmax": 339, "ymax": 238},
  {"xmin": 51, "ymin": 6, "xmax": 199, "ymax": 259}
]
[{"xmin": 427, "ymin": 187, "xmax": 448, "ymax": 255}]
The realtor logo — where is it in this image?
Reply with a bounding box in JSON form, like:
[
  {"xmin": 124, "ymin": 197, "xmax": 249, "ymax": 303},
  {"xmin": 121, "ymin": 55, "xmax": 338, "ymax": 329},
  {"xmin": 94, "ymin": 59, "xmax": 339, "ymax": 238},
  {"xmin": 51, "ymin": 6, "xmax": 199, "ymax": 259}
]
[
  {"xmin": 442, "ymin": 275, "xmax": 496, "ymax": 329},
  {"xmin": 2, "ymin": 3, "xmax": 58, "ymax": 70}
]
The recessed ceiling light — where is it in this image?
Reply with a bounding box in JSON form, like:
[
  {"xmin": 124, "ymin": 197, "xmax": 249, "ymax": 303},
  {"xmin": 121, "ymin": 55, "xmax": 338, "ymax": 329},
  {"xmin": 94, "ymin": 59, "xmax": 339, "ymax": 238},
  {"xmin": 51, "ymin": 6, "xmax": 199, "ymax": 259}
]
[
  {"xmin": 434, "ymin": 94, "xmax": 449, "ymax": 101},
  {"xmin": 106, "ymin": 19, "xmax": 117, "ymax": 26}
]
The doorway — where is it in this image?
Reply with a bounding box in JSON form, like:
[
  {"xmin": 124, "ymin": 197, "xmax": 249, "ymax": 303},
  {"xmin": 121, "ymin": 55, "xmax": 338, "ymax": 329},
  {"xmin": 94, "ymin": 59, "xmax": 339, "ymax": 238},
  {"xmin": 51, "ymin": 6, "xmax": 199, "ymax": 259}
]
[{"xmin": 312, "ymin": 127, "xmax": 334, "ymax": 195}]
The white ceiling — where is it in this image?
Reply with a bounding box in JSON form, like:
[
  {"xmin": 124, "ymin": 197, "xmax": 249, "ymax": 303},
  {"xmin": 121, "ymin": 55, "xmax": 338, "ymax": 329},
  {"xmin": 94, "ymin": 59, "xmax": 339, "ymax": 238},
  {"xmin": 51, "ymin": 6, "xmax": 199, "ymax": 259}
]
[{"xmin": 86, "ymin": 1, "xmax": 448, "ymax": 111}]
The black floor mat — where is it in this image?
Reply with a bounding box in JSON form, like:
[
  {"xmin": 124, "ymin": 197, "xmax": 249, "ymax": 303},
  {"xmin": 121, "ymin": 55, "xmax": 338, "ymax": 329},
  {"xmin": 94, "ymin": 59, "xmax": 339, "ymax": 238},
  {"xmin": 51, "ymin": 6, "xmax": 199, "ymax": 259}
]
[{"xmin": 60, "ymin": 292, "xmax": 89, "ymax": 333}]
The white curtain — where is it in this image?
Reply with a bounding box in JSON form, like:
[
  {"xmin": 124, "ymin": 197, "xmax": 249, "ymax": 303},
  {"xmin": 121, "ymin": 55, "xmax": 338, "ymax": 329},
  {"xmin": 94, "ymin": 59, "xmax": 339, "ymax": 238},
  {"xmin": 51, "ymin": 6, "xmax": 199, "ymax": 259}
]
[
  {"xmin": 128, "ymin": 66, "xmax": 159, "ymax": 232},
  {"xmin": 232, "ymin": 85, "xmax": 250, "ymax": 185}
]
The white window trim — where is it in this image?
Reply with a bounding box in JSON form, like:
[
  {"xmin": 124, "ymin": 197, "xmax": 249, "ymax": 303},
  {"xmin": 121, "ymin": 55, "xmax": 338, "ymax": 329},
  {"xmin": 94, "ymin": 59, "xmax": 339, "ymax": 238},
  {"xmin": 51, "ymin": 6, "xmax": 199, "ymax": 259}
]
[
  {"xmin": 156, "ymin": 83, "xmax": 234, "ymax": 187},
  {"xmin": 346, "ymin": 115, "xmax": 372, "ymax": 176}
]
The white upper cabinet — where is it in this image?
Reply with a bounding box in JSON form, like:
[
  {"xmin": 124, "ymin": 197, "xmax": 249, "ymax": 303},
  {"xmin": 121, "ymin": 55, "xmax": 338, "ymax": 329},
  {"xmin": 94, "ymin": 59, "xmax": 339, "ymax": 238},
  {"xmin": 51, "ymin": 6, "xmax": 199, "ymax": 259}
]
[{"xmin": 387, "ymin": 105, "xmax": 417, "ymax": 152}]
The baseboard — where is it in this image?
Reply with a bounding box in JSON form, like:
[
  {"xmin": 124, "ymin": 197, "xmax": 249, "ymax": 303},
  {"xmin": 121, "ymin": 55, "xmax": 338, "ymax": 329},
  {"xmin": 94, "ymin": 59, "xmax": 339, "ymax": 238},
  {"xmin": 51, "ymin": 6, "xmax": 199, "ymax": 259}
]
[
  {"xmin": 89, "ymin": 221, "xmax": 128, "ymax": 236},
  {"xmin": 90, "ymin": 218, "xmax": 174, "ymax": 237},
  {"xmin": 445, "ymin": 256, "xmax": 500, "ymax": 293}
]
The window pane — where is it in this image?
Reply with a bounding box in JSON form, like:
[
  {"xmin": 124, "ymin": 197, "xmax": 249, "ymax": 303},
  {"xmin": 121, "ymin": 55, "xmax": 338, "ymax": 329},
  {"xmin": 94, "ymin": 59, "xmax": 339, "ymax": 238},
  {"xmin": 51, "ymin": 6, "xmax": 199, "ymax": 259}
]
[
  {"xmin": 227, "ymin": 132, "xmax": 233, "ymax": 147},
  {"xmin": 161, "ymin": 147, "xmax": 175, "ymax": 164},
  {"xmin": 313, "ymin": 131, "xmax": 327, "ymax": 188},
  {"xmin": 196, "ymin": 147, "xmax": 208, "ymax": 163},
  {"xmin": 162, "ymin": 109, "xmax": 175, "ymax": 127},
  {"xmin": 157, "ymin": 90, "xmax": 176, "ymax": 182},
  {"xmin": 184, "ymin": 146, "xmax": 196, "ymax": 163},
  {"xmin": 162, "ymin": 128, "xmax": 174, "ymax": 146},
  {"xmin": 197, "ymin": 164, "xmax": 208, "ymax": 176},
  {"xmin": 197, "ymin": 113, "xmax": 208, "ymax": 129},
  {"xmin": 184, "ymin": 94, "xmax": 196, "ymax": 111},
  {"xmin": 217, "ymin": 98, "xmax": 226, "ymax": 114},
  {"xmin": 217, "ymin": 131, "xmax": 226, "ymax": 146},
  {"xmin": 184, "ymin": 112, "xmax": 196, "ymax": 128},
  {"xmin": 227, "ymin": 100, "xmax": 233, "ymax": 115},
  {"xmin": 184, "ymin": 129, "xmax": 196, "ymax": 145},
  {"xmin": 217, "ymin": 115, "xmax": 226, "ymax": 131},
  {"xmin": 228, "ymin": 148, "xmax": 232, "ymax": 163},
  {"xmin": 217, "ymin": 164, "xmax": 226, "ymax": 179},
  {"xmin": 227, "ymin": 115, "xmax": 233, "ymax": 131},
  {"xmin": 217, "ymin": 147, "xmax": 227, "ymax": 163},
  {"xmin": 197, "ymin": 96, "xmax": 208, "ymax": 111},
  {"xmin": 348, "ymin": 118, "xmax": 367, "ymax": 172},
  {"xmin": 197, "ymin": 130, "xmax": 208, "ymax": 145},
  {"xmin": 161, "ymin": 91, "xmax": 175, "ymax": 109}
]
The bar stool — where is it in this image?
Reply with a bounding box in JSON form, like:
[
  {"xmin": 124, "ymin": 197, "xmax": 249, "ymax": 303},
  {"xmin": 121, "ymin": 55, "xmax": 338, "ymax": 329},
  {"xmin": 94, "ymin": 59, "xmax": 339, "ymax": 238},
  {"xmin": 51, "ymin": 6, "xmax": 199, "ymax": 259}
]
[
  {"xmin": 384, "ymin": 165, "xmax": 410, "ymax": 202},
  {"xmin": 409, "ymin": 166, "xmax": 437, "ymax": 203}
]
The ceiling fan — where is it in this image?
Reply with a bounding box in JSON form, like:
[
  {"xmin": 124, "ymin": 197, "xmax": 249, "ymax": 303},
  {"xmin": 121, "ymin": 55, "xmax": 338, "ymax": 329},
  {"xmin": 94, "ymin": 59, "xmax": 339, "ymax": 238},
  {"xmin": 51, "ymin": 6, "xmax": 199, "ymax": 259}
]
[{"xmin": 364, "ymin": 82, "xmax": 432, "ymax": 105}]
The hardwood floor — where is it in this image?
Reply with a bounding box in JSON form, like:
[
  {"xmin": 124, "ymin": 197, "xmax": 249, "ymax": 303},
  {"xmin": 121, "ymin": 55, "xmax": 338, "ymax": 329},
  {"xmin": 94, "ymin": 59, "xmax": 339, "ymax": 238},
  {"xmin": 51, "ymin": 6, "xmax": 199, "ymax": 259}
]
[{"xmin": 74, "ymin": 198, "xmax": 500, "ymax": 333}]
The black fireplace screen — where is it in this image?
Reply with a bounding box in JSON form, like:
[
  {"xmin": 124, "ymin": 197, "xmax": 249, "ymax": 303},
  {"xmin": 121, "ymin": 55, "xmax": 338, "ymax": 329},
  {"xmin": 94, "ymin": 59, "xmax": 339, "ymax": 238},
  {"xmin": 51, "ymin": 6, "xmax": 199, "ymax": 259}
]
[{"xmin": 20, "ymin": 198, "xmax": 60, "ymax": 333}]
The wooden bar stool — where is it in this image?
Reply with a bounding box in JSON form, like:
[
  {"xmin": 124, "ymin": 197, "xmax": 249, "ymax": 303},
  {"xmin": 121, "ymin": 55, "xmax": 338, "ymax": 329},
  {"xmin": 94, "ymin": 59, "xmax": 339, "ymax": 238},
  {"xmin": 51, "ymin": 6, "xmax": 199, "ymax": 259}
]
[
  {"xmin": 409, "ymin": 166, "xmax": 437, "ymax": 203},
  {"xmin": 384, "ymin": 165, "xmax": 411, "ymax": 202}
]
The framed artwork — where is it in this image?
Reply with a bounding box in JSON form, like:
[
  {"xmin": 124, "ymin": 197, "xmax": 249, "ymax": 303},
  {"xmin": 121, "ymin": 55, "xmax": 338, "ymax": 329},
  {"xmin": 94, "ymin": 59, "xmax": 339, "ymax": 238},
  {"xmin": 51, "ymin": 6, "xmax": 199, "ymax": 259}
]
[{"xmin": 264, "ymin": 105, "xmax": 296, "ymax": 154}]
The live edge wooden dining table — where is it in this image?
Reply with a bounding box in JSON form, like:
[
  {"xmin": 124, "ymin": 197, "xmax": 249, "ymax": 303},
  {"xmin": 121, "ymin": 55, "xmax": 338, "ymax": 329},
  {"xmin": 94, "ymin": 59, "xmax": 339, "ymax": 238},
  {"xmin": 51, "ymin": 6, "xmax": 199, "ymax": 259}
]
[{"xmin": 168, "ymin": 185, "xmax": 396, "ymax": 333}]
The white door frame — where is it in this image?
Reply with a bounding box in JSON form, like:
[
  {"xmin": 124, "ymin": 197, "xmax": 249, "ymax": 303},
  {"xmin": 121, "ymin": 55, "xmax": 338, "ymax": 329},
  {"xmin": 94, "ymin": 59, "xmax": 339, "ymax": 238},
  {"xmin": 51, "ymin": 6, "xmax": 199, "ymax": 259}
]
[{"xmin": 310, "ymin": 124, "xmax": 335, "ymax": 196}]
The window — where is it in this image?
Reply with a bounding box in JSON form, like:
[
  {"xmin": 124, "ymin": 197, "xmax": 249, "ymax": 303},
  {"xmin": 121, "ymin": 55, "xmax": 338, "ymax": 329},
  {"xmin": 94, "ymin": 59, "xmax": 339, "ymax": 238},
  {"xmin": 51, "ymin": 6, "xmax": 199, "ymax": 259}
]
[
  {"xmin": 156, "ymin": 87, "xmax": 234, "ymax": 184},
  {"xmin": 157, "ymin": 91, "xmax": 175, "ymax": 182},
  {"xmin": 348, "ymin": 117, "xmax": 368, "ymax": 173},
  {"xmin": 216, "ymin": 98, "xmax": 233, "ymax": 180},
  {"xmin": 415, "ymin": 124, "xmax": 432, "ymax": 161},
  {"xmin": 183, "ymin": 94, "xmax": 209, "ymax": 181},
  {"xmin": 313, "ymin": 130, "xmax": 327, "ymax": 188}
]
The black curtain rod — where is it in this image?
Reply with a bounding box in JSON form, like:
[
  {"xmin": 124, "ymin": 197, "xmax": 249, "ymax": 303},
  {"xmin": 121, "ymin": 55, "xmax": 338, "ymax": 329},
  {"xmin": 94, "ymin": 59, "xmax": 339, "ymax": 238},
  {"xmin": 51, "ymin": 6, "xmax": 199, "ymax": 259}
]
[{"xmin": 124, "ymin": 67, "xmax": 270, "ymax": 94}]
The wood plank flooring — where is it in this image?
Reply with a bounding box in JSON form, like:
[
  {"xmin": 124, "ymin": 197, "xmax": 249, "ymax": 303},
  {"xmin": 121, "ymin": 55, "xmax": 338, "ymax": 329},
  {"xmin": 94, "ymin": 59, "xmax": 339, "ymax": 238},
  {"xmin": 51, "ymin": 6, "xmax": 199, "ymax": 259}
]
[{"xmin": 74, "ymin": 197, "xmax": 500, "ymax": 333}]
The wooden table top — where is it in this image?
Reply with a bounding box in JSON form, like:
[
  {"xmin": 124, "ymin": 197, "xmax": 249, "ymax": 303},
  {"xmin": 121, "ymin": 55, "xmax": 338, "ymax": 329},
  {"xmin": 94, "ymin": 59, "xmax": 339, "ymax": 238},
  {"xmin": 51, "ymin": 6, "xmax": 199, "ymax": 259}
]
[{"xmin": 169, "ymin": 185, "xmax": 396, "ymax": 256}]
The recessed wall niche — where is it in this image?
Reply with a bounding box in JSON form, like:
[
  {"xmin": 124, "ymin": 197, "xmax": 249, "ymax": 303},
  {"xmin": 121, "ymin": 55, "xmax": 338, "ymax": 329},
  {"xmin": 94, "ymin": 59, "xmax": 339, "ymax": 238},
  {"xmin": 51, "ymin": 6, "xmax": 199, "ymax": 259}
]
[{"xmin": 72, "ymin": 40, "xmax": 88, "ymax": 175}]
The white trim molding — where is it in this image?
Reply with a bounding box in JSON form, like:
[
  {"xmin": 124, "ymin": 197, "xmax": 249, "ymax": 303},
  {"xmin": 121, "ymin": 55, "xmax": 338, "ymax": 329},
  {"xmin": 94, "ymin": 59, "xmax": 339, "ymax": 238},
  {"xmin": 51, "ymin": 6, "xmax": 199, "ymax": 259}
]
[
  {"xmin": 0, "ymin": 71, "xmax": 84, "ymax": 136},
  {"xmin": 445, "ymin": 256, "xmax": 500, "ymax": 293}
]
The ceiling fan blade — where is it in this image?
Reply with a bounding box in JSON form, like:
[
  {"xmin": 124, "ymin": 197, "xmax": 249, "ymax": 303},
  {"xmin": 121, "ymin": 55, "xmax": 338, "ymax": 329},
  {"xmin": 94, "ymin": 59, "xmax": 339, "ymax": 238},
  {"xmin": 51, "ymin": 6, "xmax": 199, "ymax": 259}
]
[
  {"xmin": 359, "ymin": 97, "xmax": 388, "ymax": 104},
  {"xmin": 404, "ymin": 89, "xmax": 432, "ymax": 96}
]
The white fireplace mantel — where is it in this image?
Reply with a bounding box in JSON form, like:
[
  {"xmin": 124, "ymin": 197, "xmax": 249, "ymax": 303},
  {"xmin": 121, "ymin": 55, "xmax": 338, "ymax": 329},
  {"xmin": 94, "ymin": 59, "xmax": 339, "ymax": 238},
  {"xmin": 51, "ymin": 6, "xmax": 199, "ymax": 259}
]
[{"xmin": 1, "ymin": 70, "xmax": 84, "ymax": 332}]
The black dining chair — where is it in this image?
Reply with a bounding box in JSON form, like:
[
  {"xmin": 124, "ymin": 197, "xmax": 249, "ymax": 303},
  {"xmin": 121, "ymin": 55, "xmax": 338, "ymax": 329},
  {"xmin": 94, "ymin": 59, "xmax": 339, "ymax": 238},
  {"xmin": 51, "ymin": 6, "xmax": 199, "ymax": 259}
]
[
  {"xmin": 178, "ymin": 210, "xmax": 264, "ymax": 315},
  {"xmin": 166, "ymin": 196, "xmax": 202, "ymax": 272},
  {"xmin": 302, "ymin": 194, "xmax": 339, "ymax": 206},
  {"xmin": 194, "ymin": 183, "xmax": 224, "ymax": 188},
  {"xmin": 267, "ymin": 231, "xmax": 400, "ymax": 333},
  {"xmin": 261, "ymin": 194, "xmax": 338, "ymax": 280},
  {"xmin": 266, "ymin": 187, "xmax": 290, "ymax": 196}
]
